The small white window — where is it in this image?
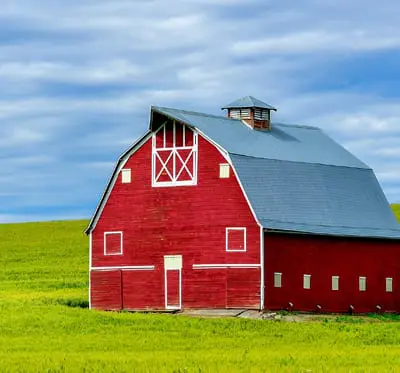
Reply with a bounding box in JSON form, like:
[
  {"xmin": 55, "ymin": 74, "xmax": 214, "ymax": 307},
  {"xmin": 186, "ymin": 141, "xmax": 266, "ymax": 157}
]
[
  {"xmin": 219, "ymin": 164, "xmax": 230, "ymax": 178},
  {"xmin": 332, "ymin": 276, "xmax": 339, "ymax": 291},
  {"xmin": 226, "ymin": 227, "xmax": 246, "ymax": 252},
  {"xmin": 274, "ymin": 272, "xmax": 282, "ymax": 288},
  {"xmin": 359, "ymin": 276, "xmax": 366, "ymax": 291},
  {"xmin": 386, "ymin": 278, "xmax": 393, "ymax": 292},
  {"xmin": 303, "ymin": 274, "xmax": 311, "ymax": 289},
  {"xmin": 104, "ymin": 231, "xmax": 123, "ymax": 255},
  {"xmin": 121, "ymin": 169, "xmax": 131, "ymax": 183}
]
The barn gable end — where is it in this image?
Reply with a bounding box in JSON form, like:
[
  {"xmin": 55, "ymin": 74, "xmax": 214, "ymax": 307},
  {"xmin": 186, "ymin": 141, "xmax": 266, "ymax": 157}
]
[{"xmin": 89, "ymin": 114, "xmax": 262, "ymax": 311}]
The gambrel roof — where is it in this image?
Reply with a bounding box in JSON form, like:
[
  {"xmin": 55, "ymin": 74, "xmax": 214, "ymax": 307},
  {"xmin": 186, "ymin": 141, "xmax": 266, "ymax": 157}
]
[
  {"xmin": 151, "ymin": 106, "xmax": 400, "ymax": 239},
  {"xmin": 86, "ymin": 105, "xmax": 400, "ymax": 239}
]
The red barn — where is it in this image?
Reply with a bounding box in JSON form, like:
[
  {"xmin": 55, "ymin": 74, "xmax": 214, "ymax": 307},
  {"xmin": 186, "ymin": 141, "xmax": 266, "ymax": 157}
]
[{"xmin": 86, "ymin": 96, "xmax": 400, "ymax": 313}]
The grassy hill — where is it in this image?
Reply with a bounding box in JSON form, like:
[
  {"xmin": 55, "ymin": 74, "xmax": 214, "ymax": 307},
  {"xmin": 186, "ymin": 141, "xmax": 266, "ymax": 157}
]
[
  {"xmin": 392, "ymin": 204, "xmax": 400, "ymax": 222},
  {"xmin": 0, "ymin": 220, "xmax": 400, "ymax": 372}
]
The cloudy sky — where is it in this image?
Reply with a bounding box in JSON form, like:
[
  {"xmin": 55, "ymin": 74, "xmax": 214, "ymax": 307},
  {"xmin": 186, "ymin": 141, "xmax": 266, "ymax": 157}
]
[{"xmin": 1, "ymin": 0, "xmax": 400, "ymax": 223}]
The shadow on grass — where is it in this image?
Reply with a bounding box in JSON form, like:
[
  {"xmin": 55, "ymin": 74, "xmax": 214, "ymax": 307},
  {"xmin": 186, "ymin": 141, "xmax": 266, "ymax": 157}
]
[{"xmin": 54, "ymin": 298, "xmax": 89, "ymax": 309}]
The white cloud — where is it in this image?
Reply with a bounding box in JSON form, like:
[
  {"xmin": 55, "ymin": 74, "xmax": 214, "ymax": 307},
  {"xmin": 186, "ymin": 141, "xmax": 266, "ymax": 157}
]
[{"xmin": 1, "ymin": 0, "xmax": 400, "ymax": 222}]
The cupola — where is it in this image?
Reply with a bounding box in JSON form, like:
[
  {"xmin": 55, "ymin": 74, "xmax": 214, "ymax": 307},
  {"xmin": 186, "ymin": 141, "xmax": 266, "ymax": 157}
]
[{"xmin": 221, "ymin": 96, "xmax": 277, "ymax": 130}]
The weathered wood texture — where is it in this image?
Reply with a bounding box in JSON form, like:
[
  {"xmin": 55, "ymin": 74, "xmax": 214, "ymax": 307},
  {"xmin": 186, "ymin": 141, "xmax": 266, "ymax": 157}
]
[
  {"xmin": 91, "ymin": 270, "xmax": 122, "ymax": 310},
  {"xmin": 264, "ymin": 233, "xmax": 400, "ymax": 313},
  {"xmin": 91, "ymin": 129, "xmax": 260, "ymax": 310}
]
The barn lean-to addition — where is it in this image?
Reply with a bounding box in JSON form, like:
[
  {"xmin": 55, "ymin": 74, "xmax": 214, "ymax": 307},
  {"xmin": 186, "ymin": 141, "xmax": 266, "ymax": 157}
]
[{"xmin": 86, "ymin": 96, "xmax": 400, "ymax": 313}]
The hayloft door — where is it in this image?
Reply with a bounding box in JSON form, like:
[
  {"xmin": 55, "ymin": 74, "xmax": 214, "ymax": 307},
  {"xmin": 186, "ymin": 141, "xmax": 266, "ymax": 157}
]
[{"xmin": 164, "ymin": 255, "xmax": 182, "ymax": 310}]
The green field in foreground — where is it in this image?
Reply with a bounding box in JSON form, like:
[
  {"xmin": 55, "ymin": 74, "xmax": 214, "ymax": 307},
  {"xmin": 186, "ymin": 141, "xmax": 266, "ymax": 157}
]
[
  {"xmin": 392, "ymin": 204, "xmax": 400, "ymax": 222},
  {"xmin": 0, "ymin": 212, "xmax": 399, "ymax": 372}
]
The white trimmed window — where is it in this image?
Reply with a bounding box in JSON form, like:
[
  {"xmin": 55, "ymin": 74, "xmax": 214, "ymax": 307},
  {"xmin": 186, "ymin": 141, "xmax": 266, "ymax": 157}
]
[
  {"xmin": 219, "ymin": 163, "xmax": 230, "ymax": 178},
  {"xmin": 274, "ymin": 272, "xmax": 282, "ymax": 288},
  {"xmin": 152, "ymin": 121, "xmax": 198, "ymax": 187},
  {"xmin": 121, "ymin": 169, "xmax": 132, "ymax": 183},
  {"xmin": 386, "ymin": 278, "xmax": 393, "ymax": 292},
  {"xmin": 359, "ymin": 276, "xmax": 366, "ymax": 291},
  {"xmin": 226, "ymin": 227, "xmax": 246, "ymax": 252},
  {"xmin": 104, "ymin": 232, "xmax": 123, "ymax": 255},
  {"xmin": 303, "ymin": 274, "xmax": 311, "ymax": 289},
  {"xmin": 332, "ymin": 276, "xmax": 339, "ymax": 291}
]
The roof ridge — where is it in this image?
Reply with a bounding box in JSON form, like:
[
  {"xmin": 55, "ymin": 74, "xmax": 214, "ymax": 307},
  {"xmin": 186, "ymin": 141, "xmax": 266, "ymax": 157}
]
[{"xmin": 153, "ymin": 106, "xmax": 320, "ymax": 130}]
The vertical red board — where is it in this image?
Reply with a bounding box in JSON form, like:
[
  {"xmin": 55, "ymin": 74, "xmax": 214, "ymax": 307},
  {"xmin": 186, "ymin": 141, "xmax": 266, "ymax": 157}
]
[
  {"xmin": 166, "ymin": 270, "xmax": 180, "ymax": 308},
  {"xmin": 175, "ymin": 123, "xmax": 184, "ymax": 147},
  {"xmin": 264, "ymin": 233, "xmax": 400, "ymax": 313},
  {"xmin": 91, "ymin": 270, "xmax": 122, "ymax": 310}
]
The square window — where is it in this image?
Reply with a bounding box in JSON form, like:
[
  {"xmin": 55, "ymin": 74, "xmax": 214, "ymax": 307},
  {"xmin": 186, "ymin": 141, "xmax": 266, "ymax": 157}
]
[
  {"xmin": 386, "ymin": 278, "xmax": 393, "ymax": 292},
  {"xmin": 303, "ymin": 274, "xmax": 311, "ymax": 289},
  {"xmin": 226, "ymin": 228, "xmax": 246, "ymax": 252},
  {"xmin": 359, "ymin": 276, "xmax": 366, "ymax": 291},
  {"xmin": 104, "ymin": 232, "xmax": 123, "ymax": 255},
  {"xmin": 274, "ymin": 272, "xmax": 282, "ymax": 288},
  {"xmin": 121, "ymin": 169, "xmax": 131, "ymax": 183},
  {"xmin": 332, "ymin": 276, "xmax": 339, "ymax": 291},
  {"xmin": 219, "ymin": 164, "xmax": 230, "ymax": 178}
]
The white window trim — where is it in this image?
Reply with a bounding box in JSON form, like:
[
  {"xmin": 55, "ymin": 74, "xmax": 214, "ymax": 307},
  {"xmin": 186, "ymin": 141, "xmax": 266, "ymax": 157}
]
[
  {"xmin": 332, "ymin": 275, "xmax": 339, "ymax": 291},
  {"xmin": 152, "ymin": 121, "xmax": 198, "ymax": 188},
  {"xmin": 104, "ymin": 231, "xmax": 123, "ymax": 256},
  {"xmin": 303, "ymin": 274, "xmax": 311, "ymax": 290},
  {"xmin": 226, "ymin": 227, "xmax": 247, "ymax": 252},
  {"xmin": 121, "ymin": 168, "xmax": 131, "ymax": 183},
  {"xmin": 359, "ymin": 276, "xmax": 367, "ymax": 292},
  {"xmin": 274, "ymin": 272, "xmax": 282, "ymax": 288},
  {"xmin": 386, "ymin": 277, "xmax": 393, "ymax": 292},
  {"xmin": 219, "ymin": 163, "xmax": 230, "ymax": 178}
]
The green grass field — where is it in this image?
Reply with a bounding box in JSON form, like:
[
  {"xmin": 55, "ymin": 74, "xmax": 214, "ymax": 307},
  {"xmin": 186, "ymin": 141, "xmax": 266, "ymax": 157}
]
[
  {"xmin": 0, "ymin": 208, "xmax": 399, "ymax": 372},
  {"xmin": 392, "ymin": 204, "xmax": 400, "ymax": 222}
]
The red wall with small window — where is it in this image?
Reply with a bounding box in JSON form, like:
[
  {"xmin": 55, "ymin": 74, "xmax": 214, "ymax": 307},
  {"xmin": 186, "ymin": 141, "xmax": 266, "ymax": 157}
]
[
  {"xmin": 264, "ymin": 233, "xmax": 400, "ymax": 313},
  {"xmin": 90, "ymin": 122, "xmax": 261, "ymax": 310}
]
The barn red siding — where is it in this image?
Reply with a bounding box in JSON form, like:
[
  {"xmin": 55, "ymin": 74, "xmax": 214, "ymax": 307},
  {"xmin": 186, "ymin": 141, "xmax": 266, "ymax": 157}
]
[
  {"xmin": 90, "ymin": 132, "xmax": 260, "ymax": 310},
  {"xmin": 264, "ymin": 233, "xmax": 400, "ymax": 313},
  {"xmin": 90, "ymin": 270, "xmax": 122, "ymax": 310}
]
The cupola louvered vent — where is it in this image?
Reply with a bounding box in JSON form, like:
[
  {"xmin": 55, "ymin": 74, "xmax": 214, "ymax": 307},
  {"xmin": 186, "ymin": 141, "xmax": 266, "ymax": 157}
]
[
  {"xmin": 254, "ymin": 108, "xmax": 269, "ymax": 121},
  {"xmin": 221, "ymin": 96, "xmax": 276, "ymax": 131},
  {"xmin": 229, "ymin": 108, "xmax": 251, "ymax": 119}
]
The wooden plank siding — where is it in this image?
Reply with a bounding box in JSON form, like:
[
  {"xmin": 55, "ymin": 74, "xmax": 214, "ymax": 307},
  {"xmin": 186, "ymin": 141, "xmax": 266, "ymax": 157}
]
[
  {"xmin": 90, "ymin": 130, "xmax": 261, "ymax": 310},
  {"xmin": 264, "ymin": 233, "xmax": 400, "ymax": 313}
]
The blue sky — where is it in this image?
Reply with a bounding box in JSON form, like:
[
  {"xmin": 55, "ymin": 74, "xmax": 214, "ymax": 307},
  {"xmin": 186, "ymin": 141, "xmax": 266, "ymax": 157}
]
[{"xmin": 1, "ymin": 0, "xmax": 400, "ymax": 223}]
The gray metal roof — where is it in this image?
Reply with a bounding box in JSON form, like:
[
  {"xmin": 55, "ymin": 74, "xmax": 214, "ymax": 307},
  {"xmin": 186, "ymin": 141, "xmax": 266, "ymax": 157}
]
[
  {"xmin": 232, "ymin": 155, "xmax": 400, "ymax": 239},
  {"xmin": 222, "ymin": 96, "xmax": 277, "ymax": 110},
  {"xmin": 153, "ymin": 106, "xmax": 369, "ymax": 168},
  {"xmin": 152, "ymin": 106, "xmax": 400, "ymax": 239}
]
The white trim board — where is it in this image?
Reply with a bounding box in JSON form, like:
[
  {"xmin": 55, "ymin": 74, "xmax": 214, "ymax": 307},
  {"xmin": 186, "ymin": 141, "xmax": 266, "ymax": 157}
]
[
  {"xmin": 91, "ymin": 265, "xmax": 155, "ymax": 271},
  {"xmin": 88, "ymin": 232, "xmax": 92, "ymax": 309},
  {"xmin": 104, "ymin": 231, "xmax": 123, "ymax": 256},
  {"xmin": 260, "ymin": 226, "xmax": 264, "ymax": 310},
  {"xmin": 193, "ymin": 264, "xmax": 261, "ymax": 269}
]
